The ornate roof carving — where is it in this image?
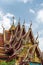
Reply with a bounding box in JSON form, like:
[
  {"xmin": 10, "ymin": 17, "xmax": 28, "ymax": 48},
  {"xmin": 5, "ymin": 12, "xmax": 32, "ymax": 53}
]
[{"xmin": 0, "ymin": 21, "xmax": 42, "ymax": 64}]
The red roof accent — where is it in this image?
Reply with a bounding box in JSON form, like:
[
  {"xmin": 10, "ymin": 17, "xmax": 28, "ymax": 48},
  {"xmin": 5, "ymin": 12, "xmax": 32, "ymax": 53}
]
[
  {"xmin": 0, "ymin": 34, "xmax": 4, "ymax": 47},
  {"xmin": 5, "ymin": 30, "xmax": 11, "ymax": 41}
]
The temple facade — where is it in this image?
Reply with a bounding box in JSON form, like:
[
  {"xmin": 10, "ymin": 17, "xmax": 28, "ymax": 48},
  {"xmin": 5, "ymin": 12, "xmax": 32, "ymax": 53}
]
[{"xmin": 0, "ymin": 18, "xmax": 43, "ymax": 65}]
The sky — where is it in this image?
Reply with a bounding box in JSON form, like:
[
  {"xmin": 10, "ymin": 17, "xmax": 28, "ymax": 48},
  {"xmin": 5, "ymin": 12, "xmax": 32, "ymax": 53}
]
[{"xmin": 0, "ymin": 0, "xmax": 43, "ymax": 51}]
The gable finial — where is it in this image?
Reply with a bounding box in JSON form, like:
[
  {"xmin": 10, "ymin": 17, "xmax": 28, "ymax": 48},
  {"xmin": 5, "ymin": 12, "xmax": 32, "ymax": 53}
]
[
  {"xmin": 19, "ymin": 17, "xmax": 20, "ymax": 22},
  {"xmin": 18, "ymin": 17, "xmax": 20, "ymax": 25},
  {"xmin": 36, "ymin": 32, "xmax": 39, "ymax": 40},
  {"xmin": 22, "ymin": 19, "xmax": 25, "ymax": 28},
  {"xmin": 12, "ymin": 16, "xmax": 15, "ymax": 25},
  {"xmin": 23, "ymin": 19, "xmax": 25, "ymax": 25},
  {"xmin": 1, "ymin": 24, "xmax": 5, "ymax": 33},
  {"xmin": 22, "ymin": 19, "xmax": 25, "ymax": 27},
  {"xmin": 36, "ymin": 32, "xmax": 39, "ymax": 44},
  {"xmin": 1, "ymin": 24, "xmax": 6, "ymax": 43},
  {"xmin": 30, "ymin": 21, "xmax": 32, "ymax": 28}
]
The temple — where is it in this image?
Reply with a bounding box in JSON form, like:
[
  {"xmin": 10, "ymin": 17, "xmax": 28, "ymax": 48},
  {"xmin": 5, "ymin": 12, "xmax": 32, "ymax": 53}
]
[{"xmin": 0, "ymin": 17, "xmax": 43, "ymax": 65}]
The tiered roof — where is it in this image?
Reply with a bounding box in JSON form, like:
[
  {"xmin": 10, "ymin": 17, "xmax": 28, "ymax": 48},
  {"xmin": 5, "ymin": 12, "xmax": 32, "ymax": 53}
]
[{"xmin": 0, "ymin": 18, "xmax": 42, "ymax": 65}]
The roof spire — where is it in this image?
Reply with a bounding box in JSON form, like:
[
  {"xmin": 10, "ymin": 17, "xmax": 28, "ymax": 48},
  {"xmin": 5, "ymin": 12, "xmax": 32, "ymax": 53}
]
[
  {"xmin": 36, "ymin": 32, "xmax": 39, "ymax": 44},
  {"xmin": 23, "ymin": 19, "xmax": 25, "ymax": 25},
  {"xmin": 18, "ymin": 17, "xmax": 20, "ymax": 25},
  {"xmin": 12, "ymin": 16, "xmax": 15, "ymax": 25},
  {"xmin": 1, "ymin": 24, "xmax": 6, "ymax": 43},
  {"xmin": 2, "ymin": 24, "xmax": 5, "ymax": 33},
  {"xmin": 21, "ymin": 19, "xmax": 26, "ymax": 35},
  {"xmin": 30, "ymin": 21, "xmax": 32, "ymax": 28},
  {"xmin": 23, "ymin": 19, "xmax": 25, "ymax": 27},
  {"xmin": 36, "ymin": 32, "xmax": 39, "ymax": 40},
  {"xmin": 9, "ymin": 16, "xmax": 15, "ymax": 31}
]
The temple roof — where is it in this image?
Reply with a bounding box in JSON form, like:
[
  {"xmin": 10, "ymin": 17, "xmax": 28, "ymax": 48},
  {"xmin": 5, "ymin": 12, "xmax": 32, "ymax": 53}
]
[{"xmin": 0, "ymin": 21, "xmax": 42, "ymax": 63}]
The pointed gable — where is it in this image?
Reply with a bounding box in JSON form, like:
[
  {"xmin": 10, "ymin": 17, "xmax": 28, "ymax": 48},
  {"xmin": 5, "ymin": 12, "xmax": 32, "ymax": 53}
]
[
  {"xmin": 9, "ymin": 25, "xmax": 15, "ymax": 31},
  {"xmin": 9, "ymin": 16, "xmax": 15, "ymax": 31},
  {"xmin": 21, "ymin": 24, "xmax": 26, "ymax": 36},
  {"xmin": 29, "ymin": 28, "xmax": 36, "ymax": 44},
  {"xmin": 28, "ymin": 44, "xmax": 41, "ymax": 63}
]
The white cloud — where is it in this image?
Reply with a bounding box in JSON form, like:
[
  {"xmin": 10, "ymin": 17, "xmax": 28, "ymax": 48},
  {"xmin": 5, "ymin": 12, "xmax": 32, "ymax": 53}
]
[
  {"xmin": 0, "ymin": 11, "xmax": 16, "ymax": 33},
  {"xmin": 0, "ymin": 24, "xmax": 3, "ymax": 33},
  {"xmin": 2, "ymin": 16, "xmax": 11, "ymax": 30},
  {"xmin": 5, "ymin": 13, "xmax": 14, "ymax": 18},
  {"xmin": 0, "ymin": 11, "xmax": 4, "ymax": 17},
  {"xmin": 36, "ymin": 9, "xmax": 43, "ymax": 23},
  {"xmin": 25, "ymin": 23, "xmax": 29, "ymax": 27},
  {"xmin": 38, "ymin": 30, "xmax": 43, "ymax": 37},
  {"xmin": 29, "ymin": 9, "xmax": 35, "ymax": 14}
]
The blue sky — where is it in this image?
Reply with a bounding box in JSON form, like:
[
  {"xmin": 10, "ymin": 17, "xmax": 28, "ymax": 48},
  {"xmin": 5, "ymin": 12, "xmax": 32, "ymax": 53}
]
[{"xmin": 0, "ymin": 0, "xmax": 43, "ymax": 51}]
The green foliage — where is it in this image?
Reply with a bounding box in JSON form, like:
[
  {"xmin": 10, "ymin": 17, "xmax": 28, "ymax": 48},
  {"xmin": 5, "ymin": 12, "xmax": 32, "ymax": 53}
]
[
  {"xmin": 0, "ymin": 61, "xmax": 7, "ymax": 65},
  {"xmin": 7, "ymin": 59, "xmax": 16, "ymax": 65},
  {"xmin": 0, "ymin": 59, "xmax": 16, "ymax": 65}
]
